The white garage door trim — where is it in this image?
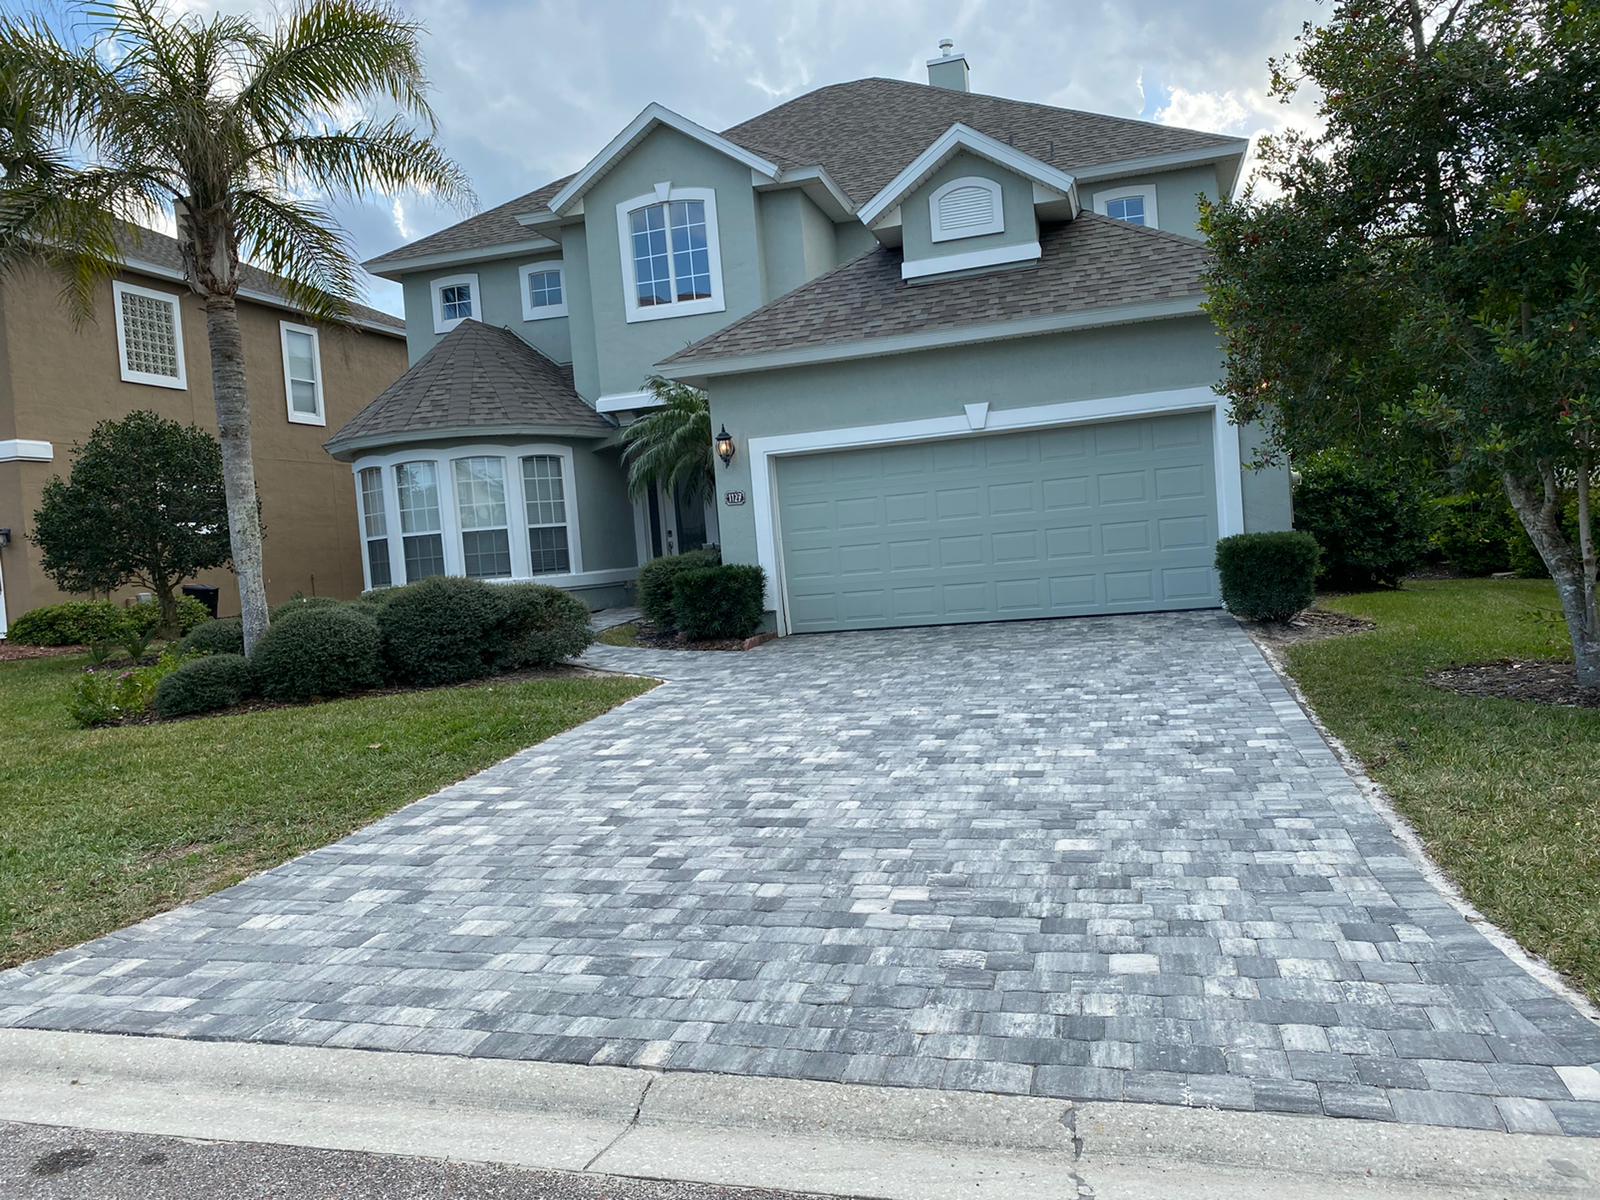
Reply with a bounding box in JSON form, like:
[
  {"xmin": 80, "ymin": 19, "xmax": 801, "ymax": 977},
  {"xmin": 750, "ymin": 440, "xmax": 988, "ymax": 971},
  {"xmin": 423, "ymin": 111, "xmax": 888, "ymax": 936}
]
[{"xmin": 748, "ymin": 386, "xmax": 1243, "ymax": 635}]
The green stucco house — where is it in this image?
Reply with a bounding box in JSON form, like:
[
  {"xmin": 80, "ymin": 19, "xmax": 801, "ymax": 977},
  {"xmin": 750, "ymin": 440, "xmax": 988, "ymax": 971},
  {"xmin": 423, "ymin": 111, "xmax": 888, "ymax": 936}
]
[{"xmin": 331, "ymin": 43, "xmax": 1290, "ymax": 634}]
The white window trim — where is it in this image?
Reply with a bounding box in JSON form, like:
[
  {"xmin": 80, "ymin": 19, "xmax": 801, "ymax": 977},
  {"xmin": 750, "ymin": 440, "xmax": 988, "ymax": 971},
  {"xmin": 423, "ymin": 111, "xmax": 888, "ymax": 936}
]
[
  {"xmin": 518, "ymin": 262, "xmax": 568, "ymax": 321},
  {"xmin": 356, "ymin": 466, "xmax": 394, "ymax": 589},
  {"xmin": 112, "ymin": 280, "xmax": 187, "ymax": 390},
  {"xmin": 615, "ymin": 186, "xmax": 726, "ymax": 324},
  {"xmin": 279, "ymin": 321, "xmax": 326, "ymax": 426},
  {"xmin": 349, "ymin": 442, "xmax": 589, "ymax": 590},
  {"xmin": 452, "ymin": 454, "xmax": 517, "ymax": 579},
  {"xmin": 431, "ymin": 272, "xmax": 479, "ymax": 334},
  {"xmin": 929, "ymin": 175, "xmax": 1004, "ymax": 243},
  {"xmin": 744, "ymin": 386, "xmax": 1243, "ymax": 635},
  {"xmin": 1093, "ymin": 185, "xmax": 1159, "ymax": 230}
]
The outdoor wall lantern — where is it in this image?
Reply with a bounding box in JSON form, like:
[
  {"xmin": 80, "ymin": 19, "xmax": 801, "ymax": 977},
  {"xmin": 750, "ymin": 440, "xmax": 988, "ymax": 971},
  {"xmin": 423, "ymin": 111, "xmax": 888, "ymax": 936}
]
[
  {"xmin": 0, "ymin": 527, "xmax": 10, "ymax": 548},
  {"xmin": 715, "ymin": 425, "xmax": 735, "ymax": 467}
]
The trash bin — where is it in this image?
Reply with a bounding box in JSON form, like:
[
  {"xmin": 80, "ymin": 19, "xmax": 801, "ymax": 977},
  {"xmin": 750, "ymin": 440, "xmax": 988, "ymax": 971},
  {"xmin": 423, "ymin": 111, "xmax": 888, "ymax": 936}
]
[{"xmin": 182, "ymin": 584, "xmax": 220, "ymax": 618}]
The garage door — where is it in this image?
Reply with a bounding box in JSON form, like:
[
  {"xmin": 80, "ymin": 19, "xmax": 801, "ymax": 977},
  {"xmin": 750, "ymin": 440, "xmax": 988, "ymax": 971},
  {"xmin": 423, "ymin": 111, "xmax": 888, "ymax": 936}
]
[{"xmin": 775, "ymin": 411, "xmax": 1220, "ymax": 633}]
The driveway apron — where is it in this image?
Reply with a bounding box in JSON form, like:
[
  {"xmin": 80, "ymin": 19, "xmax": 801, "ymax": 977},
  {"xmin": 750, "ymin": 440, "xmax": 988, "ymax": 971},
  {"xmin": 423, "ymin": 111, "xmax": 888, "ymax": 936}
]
[{"xmin": 2, "ymin": 613, "xmax": 1597, "ymax": 1135}]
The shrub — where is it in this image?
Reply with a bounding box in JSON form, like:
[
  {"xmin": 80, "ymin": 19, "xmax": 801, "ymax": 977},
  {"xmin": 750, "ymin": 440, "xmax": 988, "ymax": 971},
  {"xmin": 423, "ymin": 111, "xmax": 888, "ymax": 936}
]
[
  {"xmin": 272, "ymin": 594, "xmax": 341, "ymax": 621},
  {"xmin": 377, "ymin": 576, "xmax": 507, "ymax": 685},
  {"xmin": 179, "ymin": 617, "xmax": 245, "ymax": 658},
  {"xmin": 1429, "ymin": 492, "xmax": 1517, "ymax": 576},
  {"xmin": 1291, "ymin": 452, "xmax": 1429, "ymax": 588},
  {"xmin": 6, "ymin": 600, "xmax": 124, "ymax": 646},
  {"xmin": 493, "ymin": 583, "xmax": 594, "ymax": 669},
  {"xmin": 173, "ymin": 595, "xmax": 213, "ymax": 634},
  {"xmin": 671, "ymin": 563, "xmax": 766, "ymax": 640},
  {"xmin": 154, "ymin": 654, "xmax": 255, "ymax": 719},
  {"xmin": 67, "ymin": 651, "xmax": 185, "ymax": 727},
  {"xmin": 1216, "ymin": 532, "xmax": 1321, "ymax": 622},
  {"xmin": 250, "ymin": 606, "xmax": 383, "ymax": 702},
  {"xmin": 637, "ymin": 547, "xmax": 720, "ymax": 630}
]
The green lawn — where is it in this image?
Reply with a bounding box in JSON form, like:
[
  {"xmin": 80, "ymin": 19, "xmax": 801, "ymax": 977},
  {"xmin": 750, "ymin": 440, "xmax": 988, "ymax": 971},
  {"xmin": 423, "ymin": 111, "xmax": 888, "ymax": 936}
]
[
  {"xmin": 0, "ymin": 657, "xmax": 654, "ymax": 969},
  {"xmin": 1283, "ymin": 579, "xmax": 1600, "ymax": 1003}
]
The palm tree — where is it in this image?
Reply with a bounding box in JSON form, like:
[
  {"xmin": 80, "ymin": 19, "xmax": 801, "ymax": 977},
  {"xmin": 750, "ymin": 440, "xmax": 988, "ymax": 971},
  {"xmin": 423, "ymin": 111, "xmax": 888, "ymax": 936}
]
[
  {"xmin": 619, "ymin": 375, "xmax": 715, "ymax": 501},
  {"xmin": 0, "ymin": 0, "xmax": 472, "ymax": 652}
]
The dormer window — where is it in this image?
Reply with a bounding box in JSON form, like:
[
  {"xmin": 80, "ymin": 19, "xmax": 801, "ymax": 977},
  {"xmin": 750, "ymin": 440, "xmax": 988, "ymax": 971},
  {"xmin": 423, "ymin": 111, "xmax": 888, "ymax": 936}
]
[
  {"xmin": 431, "ymin": 272, "xmax": 478, "ymax": 334},
  {"xmin": 1094, "ymin": 186, "xmax": 1159, "ymax": 230},
  {"xmin": 616, "ymin": 186, "xmax": 725, "ymax": 323},
  {"xmin": 929, "ymin": 176, "xmax": 1004, "ymax": 242}
]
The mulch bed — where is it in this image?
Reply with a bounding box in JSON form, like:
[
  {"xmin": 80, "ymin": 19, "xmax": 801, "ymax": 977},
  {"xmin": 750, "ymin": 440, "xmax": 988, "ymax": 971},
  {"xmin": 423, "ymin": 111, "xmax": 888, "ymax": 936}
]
[
  {"xmin": 627, "ymin": 622, "xmax": 773, "ymax": 653},
  {"xmin": 1245, "ymin": 608, "xmax": 1376, "ymax": 651},
  {"xmin": 0, "ymin": 642, "xmax": 86, "ymax": 662},
  {"xmin": 1429, "ymin": 659, "xmax": 1600, "ymax": 709}
]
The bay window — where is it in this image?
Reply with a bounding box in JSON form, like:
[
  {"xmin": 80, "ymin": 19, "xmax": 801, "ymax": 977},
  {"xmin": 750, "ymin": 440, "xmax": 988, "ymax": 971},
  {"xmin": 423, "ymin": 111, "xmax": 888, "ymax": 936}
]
[
  {"xmin": 453, "ymin": 456, "xmax": 513, "ymax": 579},
  {"xmin": 358, "ymin": 467, "xmax": 392, "ymax": 588},
  {"xmin": 395, "ymin": 460, "xmax": 446, "ymax": 581},
  {"xmin": 521, "ymin": 454, "xmax": 571, "ymax": 575}
]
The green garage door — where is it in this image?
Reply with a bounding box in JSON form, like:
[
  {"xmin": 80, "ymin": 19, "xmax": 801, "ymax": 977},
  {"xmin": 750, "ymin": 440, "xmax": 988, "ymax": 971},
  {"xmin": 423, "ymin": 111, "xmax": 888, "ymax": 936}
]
[{"xmin": 775, "ymin": 411, "xmax": 1221, "ymax": 633}]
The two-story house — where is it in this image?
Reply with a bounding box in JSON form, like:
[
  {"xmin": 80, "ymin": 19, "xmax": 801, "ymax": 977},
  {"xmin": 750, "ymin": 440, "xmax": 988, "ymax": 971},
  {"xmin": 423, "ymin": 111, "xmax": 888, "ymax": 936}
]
[
  {"xmin": 336, "ymin": 44, "xmax": 1291, "ymax": 634},
  {"xmin": 0, "ymin": 225, "xmax": 407, "ymax": 636}
]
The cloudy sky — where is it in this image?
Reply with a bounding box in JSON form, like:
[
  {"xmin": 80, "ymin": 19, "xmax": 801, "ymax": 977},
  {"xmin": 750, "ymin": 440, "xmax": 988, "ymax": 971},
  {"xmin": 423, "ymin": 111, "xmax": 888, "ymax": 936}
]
[{"xmin": 96, "ymin": 0, "xmax": 1330, "ymax": 313}]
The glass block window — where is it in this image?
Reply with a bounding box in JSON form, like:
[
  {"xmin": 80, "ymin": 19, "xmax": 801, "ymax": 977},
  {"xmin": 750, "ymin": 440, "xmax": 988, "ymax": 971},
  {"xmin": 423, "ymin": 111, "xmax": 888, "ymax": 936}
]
[
  {"xmin": 282, "ymin": 324, "xmax": 322, "ymax": 422},
  {"xmin": 358, "ymin": 467, "xmax": 391, "ymax": 588},
  {"xmin": 396, "ymin": 460, "xmax": 445, "ymax": 582},
  {"xmin": 521, "ymin": 455, "xmax": 570, "ymax": 575},
  {"xmin": 453, "ymin": 456, "xmax": 512, "ymax": 579},
  {"xmin": 628, "ymin": 198, "xmax": 712, "ymax": 309},
  {"xmin": 1104, "ymin": 195, "xmax": 1147, "ymax": 226},
  {"xmin": 114, "ymin": 282, "xmax": 185, "ymax": 387}
]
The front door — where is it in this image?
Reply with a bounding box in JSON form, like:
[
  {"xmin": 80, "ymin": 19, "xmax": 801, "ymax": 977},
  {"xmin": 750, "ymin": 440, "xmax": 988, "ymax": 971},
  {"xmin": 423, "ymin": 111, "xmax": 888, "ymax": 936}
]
[{"xmin": 654, "ymin": 479, "xmax": 718, "ymax": 557}]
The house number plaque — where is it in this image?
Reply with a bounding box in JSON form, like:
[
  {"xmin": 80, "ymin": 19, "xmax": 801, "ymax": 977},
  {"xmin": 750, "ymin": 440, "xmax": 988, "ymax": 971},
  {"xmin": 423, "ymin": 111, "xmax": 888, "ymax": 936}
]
[{"xmin": 724, "ymin": 490, "xmax": 747, "ymax": 506}]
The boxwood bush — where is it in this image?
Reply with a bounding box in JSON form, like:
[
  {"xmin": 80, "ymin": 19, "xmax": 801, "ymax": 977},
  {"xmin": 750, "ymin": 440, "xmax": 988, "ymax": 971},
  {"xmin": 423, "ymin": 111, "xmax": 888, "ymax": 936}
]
[
  {"xmin": 494, "ymin": 583, "xmax": 594, "ymax": 669},
  {"xmin": 155, "ymin": 654, "xmax": 255, "ymax": 719},
  {"xmin": 7, "ymin": 600, "xmax": 126, "ymax": 646},
  {"xmin": 178, "ymin": 616, "xmax": 245, "ymax": 657},
  {"xmin": 1215, "ymin": 532, "xmax": 1321, "ymax": 622},
  {"xmin": 271, "ymin": 595, "xmax": 342, "ymax": 621},
  {"xmin": 1292, "ymin": 452, "xmax": 1428, "ymax": 587},
  {"xmin": 637, "ymin": 547, "xmax": 720, "ymax": 631},
  {"xmin": 671, "ymin": 563, "xmax": 765, "ymax": 640},
  {"xmin": 377, "ymin": 575, "xmax": 507, "ymax": 685},
  {"xmin": 250, "ymin": 605, "xmax": 384, "ymax": 702}
]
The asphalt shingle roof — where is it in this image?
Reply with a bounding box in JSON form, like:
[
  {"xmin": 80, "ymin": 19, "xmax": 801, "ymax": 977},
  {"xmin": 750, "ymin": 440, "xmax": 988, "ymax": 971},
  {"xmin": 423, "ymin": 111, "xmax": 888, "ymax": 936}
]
[
  {"xmin": 326, "ymin": 320, "xmax": 613, "ymax": 453},
  {"xmin": 364, "ymin": 77, "xmax": 1240, "ymax": 271},
  {"xmin": 662, "ymin": 213, "xmax": 1210, "ymax": 367},
  {"xmin": 115, "ymin": 224, "xmax": 404, "ymax": 332}
]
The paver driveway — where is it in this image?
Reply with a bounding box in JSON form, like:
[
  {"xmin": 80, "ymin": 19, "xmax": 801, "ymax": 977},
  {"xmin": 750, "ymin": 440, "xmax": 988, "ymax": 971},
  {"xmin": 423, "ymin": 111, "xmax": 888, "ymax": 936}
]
[{"xmin": 4, "ymin": 613, "xmax": 1598, "ymax": 1135}]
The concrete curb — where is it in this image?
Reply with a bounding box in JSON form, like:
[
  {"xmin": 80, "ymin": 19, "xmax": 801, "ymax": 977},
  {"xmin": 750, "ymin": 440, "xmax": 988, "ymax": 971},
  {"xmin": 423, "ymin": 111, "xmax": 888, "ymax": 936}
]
[{"xmin": 4, "ymin": 1029, "xmax": 1598, "ymax": 1199}]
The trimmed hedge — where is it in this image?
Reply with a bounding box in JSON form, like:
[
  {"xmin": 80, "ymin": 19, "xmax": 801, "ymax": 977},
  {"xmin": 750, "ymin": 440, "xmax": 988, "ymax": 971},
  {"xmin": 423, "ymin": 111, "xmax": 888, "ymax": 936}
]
[
  {"xmin": 250, "ymin": 605, "xmax": 384, "ymax": 702},
  {"xmin": 671, "ymin": 563, "xmax": 765, "ymax": 640},
  {"xmin": 271, "ymin": 595, "xmax": 342, "ymax": 621},
  {"xmin": 7, "ymin": 600, "xmax": 125, "ymax": 646},
  {"xmin": 637, "ymin": 547, "xmax": 720, "ymax": 631},
  {"xmin": 1216, "ymin": 532, "xmax": 1321, "ymax": 622},
  {"xmin": 155, "ymin": 654, "xmax": 255, "ymax": 719},
  {"xmin": 377, "ymin": 575, "xmax": 506, "ymax": 685},
  {"xmin": 178, "ymin": 617, "xmax": 245, "ymax": 657},
  {"xmin": 1291, "ymin": 452, "xmax": 1428, "ymax": 588},
  {"xmin": 494, "ymin": 583, "xmax": 594, "ymax": 669}
]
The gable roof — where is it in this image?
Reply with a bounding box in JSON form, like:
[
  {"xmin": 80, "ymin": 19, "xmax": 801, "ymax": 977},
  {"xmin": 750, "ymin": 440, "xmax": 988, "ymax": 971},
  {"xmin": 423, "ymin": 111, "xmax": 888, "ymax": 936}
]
[
  {"xmin": 114, "ymin": 225, "xmax": 404, "ymax": 335},
  {"xmin": 325, "ymin": 320, "xmax": 613, "ymax": 456},
  {"xmin": 363, "ymin": 77, "xmax": 1244, "ymax": 273},
  {"xmin": 658, "ymin": 214, "xmax": 1210, "ymax": 376}
]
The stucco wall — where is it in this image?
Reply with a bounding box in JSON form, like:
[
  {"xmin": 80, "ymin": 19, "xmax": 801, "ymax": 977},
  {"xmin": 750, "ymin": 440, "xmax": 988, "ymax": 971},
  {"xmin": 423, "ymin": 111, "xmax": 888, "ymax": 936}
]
[
  {"xmin": 758, "ymin": 190, "xmax": 839, "ymax": 301},
  {"xmin": 703, "ymin": 316, "xmax": 1290, "ymax": 575},
  {"xmin": 899, "ymin": 151, "xmax": 1041, "ymax": 266},
  {"xmin": 1079, "ymin": 164, "xmax": 1220, "ymax": 241},
  {"xmin": 399, "ymin": 253, "xmax": 572, "ymax": 368},
  {"xmin": 0, "ymin": 264, "xmax": 407, "ymax": 623}
]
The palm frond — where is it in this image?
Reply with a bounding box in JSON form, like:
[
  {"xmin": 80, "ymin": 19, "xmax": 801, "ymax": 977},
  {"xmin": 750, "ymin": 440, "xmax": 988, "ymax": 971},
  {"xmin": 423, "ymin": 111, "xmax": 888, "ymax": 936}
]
[
  {"xmin": 231, "ymin": 189, "xmax": 359, "ymax": 321},
  {"xmin": 265, "ymin": 119, "xmax": 474, "ymax": 209},
  {"xmin": 620, "ymin": 377, "xmax": 715, "ymax": 500}
]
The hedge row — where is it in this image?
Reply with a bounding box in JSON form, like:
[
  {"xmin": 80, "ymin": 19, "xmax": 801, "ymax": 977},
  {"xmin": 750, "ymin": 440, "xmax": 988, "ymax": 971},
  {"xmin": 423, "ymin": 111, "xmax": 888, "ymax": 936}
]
[{"xmin": 8, "ymin": 596, "xmax": 209, "ymax": 647}]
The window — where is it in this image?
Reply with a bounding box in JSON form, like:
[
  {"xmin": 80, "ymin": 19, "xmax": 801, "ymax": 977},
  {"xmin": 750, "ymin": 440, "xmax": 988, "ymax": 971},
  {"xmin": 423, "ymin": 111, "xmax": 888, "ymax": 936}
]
[
  {"xmin": 280, "ymin": 322, "xmax": 325, "ymax": 425},
  {"xmin": 616, "ymin": 187, "xmax": 724, "ymax": 323},
  {"xmin": 431, "ymin": 272, "xmax": 479, "ymax": 334},
  {"xmin": 358, "ymin": 467, "xmax": 392, "ymax": 588},
  {"xmin": 1094, "ymin": 186, "xmax": 1159, "ymax": 230},
  {"xmin": 929, "ymin": 176, "xmax": 1004, "ymax": 242},
  {"xmin": 520, "ymin": 263, "xmax": 567, "ymax": 320},
  {"xmin": 521, "ymin": 454, "xmax": 571, "ymax": 575},
  {"xmin": 453, "ymin": 456, "xmax": 512, "ymax": 579},
  {"xmin": 395, "ymin": 460, "xmax": 446, "ymax": 581},
  {"xmin": 113, "ymin": 281, "xmax": 186, "ymax": 389}
]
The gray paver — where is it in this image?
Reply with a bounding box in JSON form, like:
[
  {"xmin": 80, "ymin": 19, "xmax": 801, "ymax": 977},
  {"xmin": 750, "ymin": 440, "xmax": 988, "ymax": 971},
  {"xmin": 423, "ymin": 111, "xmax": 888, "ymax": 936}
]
[{"xmin": 1, "ymin": 613, "xmax": 1596, "ymax": 1136}]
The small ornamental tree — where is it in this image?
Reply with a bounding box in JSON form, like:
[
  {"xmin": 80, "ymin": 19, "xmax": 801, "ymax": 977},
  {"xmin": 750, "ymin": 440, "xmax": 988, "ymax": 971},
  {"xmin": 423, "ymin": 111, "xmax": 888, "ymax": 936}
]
[
  {"xmin": 1201, "ymin": 0, "xmax": 1600, "ymax": 690},
  {"xmin": 31, "ymin": 411, "xmax": 233, "ymax": 633}
]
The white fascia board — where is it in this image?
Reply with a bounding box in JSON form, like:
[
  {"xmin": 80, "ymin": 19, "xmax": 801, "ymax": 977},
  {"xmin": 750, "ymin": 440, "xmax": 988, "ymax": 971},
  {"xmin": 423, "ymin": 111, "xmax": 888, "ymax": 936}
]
[
  {"xmin": 0, "ymin": 439, "xmax": 53, "ymax": 462},
  {"xmin": 362, "ymin": 236, "xmax": 562, "ymax": 281},
  {"xmin": 755, "ymin": 166, "xmax": 857, "ymax": 221},
  {"xmin": 857, "ymin": 124, "xmax": 1079, "ymax": 229},
  {"xmin": 549, "ymin": 102, "xmax": 780, "ymax": 215},
  {"xmin": 595, "ymin": 389, "xmax": 665, "ymax": 414},
  {"xmin": 901, "ymin": 240, "xmax": 1041, "ymax": 281},
  {"xmin": 120, "ymin": 257, "xmax": 403, "ymax": 337},
  {"xmin": 324, "ymin": 422, "xmax": 613, "ymax": 460},
  {"xmin": 1073, "ymin": 141, "xmax": 1251, "ymax": 184},
  {"xmin": 658, "ymin": 295, "xmax": 1205, "ymax": 382}
]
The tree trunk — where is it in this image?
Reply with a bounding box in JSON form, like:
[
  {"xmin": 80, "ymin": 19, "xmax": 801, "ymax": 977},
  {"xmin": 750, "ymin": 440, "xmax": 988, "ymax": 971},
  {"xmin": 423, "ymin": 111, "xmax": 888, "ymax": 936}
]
[
  {"xmin": 204, "ymin": 295, "xmax": 270, "ymax": 653},
  {"xmin": 1504, "ymin": 469, "xmax": 1600, "ymax": 691},
  {"xmin": 152, "ymin": 580, "xmax": 178, "ymax": 638}
]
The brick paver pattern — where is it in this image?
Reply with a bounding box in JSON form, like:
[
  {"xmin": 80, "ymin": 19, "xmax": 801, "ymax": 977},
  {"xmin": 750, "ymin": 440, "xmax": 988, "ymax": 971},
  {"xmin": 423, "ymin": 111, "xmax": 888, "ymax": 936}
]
[{"xmin": 3, "ymin": 614, "xmax": 1598, "ymax": 1135}]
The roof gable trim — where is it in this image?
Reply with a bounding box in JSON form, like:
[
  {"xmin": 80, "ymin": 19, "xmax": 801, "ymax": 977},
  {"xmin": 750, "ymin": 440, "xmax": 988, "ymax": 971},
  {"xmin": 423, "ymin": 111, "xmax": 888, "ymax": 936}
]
[
  {"xmin": 549, "ymin": 102, "xmax": 780, "ymax": 215},
  {"xmin": 857, "ymin": 123, "xmax": 1078, "ymax": 229}
]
